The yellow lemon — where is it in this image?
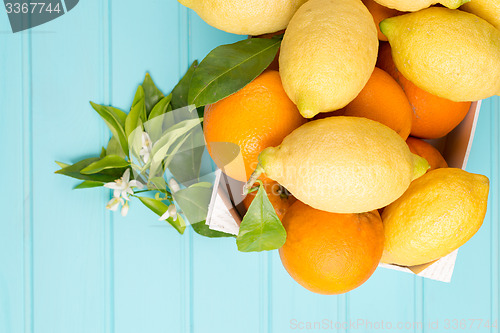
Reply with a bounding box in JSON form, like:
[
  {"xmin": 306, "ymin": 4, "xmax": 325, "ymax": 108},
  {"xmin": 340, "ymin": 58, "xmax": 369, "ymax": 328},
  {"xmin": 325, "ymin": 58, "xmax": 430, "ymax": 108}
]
[
  {"xmin": 373, "ymin": 0, "xmax": 467, "ymax": 12},
  {"xmin": 248, "ymin": 116, "xmax": 429, "ymax": 214},
  {"xmin": 381, "ymin": 168, "xmax": 489, "ymax": 266},
  {"xmin": 380, "ymin": 7, "xmax": 500, "ymax": 102},
  {"xmin": 178, "ymin": 0, "xmax": 308, "ymax": 35},
  {"xmin": 460, "ymin": 0, "xmax": 500, "ymax": 31},
  {"xmin": 279, "ymin": 0, "xmax": 378, "ymax": 118}
]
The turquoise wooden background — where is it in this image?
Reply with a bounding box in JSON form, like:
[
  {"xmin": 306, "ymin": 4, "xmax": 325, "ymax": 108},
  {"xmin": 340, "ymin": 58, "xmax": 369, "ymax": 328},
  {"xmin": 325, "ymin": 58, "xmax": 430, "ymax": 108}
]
[{"xmin": 0, "ymin": 1, "xmax": 499, "ymax": 332}]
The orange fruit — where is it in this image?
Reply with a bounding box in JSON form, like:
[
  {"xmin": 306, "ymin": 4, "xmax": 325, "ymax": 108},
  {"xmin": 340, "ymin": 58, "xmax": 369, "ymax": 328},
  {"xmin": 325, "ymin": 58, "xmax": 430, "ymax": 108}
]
[
  {"xmin": 406, "ymin": 137, "xmax": 448, "ymax": 171},
  {"xmin": 362, "ymin": 0, "xmax": 402, "ymax": 41},
  {"xmin": 204, "ymin": 70, "xmax": 306, "ymax": 182},
  {"xmin": 243, "ymin": 181, "xmax": 296, "ymax": 221},
  {"xmin": 377, "ymin": 42, "xmax": 471, "ymax": 139},
  {"xmin": 342, "ymin": 67, "xmax": 413, "ymax": 139},
  {"xmin": 279, "ymin": 201, "xmax": 384, "ymax": 295}
]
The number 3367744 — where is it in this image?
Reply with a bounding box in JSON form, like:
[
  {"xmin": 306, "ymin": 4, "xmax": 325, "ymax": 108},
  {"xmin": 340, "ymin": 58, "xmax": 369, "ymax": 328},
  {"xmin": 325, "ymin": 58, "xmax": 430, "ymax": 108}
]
[{"xmin": 5, "ymin": 2, "xmax": 61, "ymax": 14}]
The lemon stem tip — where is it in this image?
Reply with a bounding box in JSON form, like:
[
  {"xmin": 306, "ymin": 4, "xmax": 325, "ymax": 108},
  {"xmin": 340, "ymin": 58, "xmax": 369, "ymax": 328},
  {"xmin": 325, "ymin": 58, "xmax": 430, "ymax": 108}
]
[{"xmin": 243, "ymin": 164, "xmax": 264, "ymax": 195}]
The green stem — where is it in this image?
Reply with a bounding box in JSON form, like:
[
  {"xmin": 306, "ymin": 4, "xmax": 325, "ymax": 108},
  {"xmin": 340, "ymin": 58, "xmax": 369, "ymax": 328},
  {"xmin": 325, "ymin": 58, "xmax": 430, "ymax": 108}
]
[{"xmin": 243, "ymin": 164, "xmax": 264, "ymax": 194}]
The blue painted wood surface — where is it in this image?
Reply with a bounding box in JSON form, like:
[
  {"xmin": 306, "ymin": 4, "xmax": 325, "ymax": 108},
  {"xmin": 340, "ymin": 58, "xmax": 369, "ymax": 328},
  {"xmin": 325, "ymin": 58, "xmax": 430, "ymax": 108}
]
[{"xmin": 0, "ymin": 1, "xmax": 499, "ymax": 332}]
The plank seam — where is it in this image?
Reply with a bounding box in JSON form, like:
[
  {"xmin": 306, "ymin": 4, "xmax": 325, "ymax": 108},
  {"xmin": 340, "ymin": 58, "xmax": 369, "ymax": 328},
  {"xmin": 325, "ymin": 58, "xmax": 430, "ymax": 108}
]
[
  {"xmin": 102, "ymin": 0, "xmax": 115, "ymax": 332},
  {"xmin": 21, "ymin": 29, "xmax": 34, "ymax": 333},
  {"xmin": 490, "ymin": 98, "xmax": 499, "ymax": 333}
]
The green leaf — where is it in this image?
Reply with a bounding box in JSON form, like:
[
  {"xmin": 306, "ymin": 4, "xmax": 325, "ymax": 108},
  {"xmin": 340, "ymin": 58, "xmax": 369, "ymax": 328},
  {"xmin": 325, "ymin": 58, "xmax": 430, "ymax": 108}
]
[
  {"xmin": 168, "ymin": 129, "xmax": 205, "ymax": 185},
  {"xmin": 149, "ymin": 177, "xmax": 167, "ymax": 191},
  {"xmin": 106, "ymin": 136, "xmax": 127, "ymax": 159},
  {"xmin": 191, "ymin": 221, "xmax": 234, "ymax": 238},
  {"xmin": 148, "ymin": 118, "xmax": 203, "ymax": 177},
  {"xmin": 137, "ymin": 196, "xmax": 185, "ymax": 234},
  {"xmin": 149, "ymin": 94, "xmax": 172, "ymax": 120},
  {"xmin": 147, "ymin": 95, "xmax": 173, "ymax": 143},
  {"xmin": 55, "ymin": 157, "xmax": 124, "ymax": 182},
  {"xmin": 142, "ymin": 73, "xmax": 164, "ymax": 117},
  {"xmin": 100, "ymin": 147, "xmax": 107, "ymax": 158},
  {"xmin": 187, "ymin": 38, "xmax": 281, "ymax": 107},
  {"xmin": 236, "ymin": 185, "xmax": 286, "ymax": 252},
  {"xmin": 131, "ymin": 84, "xmax": 145, "ymax": 108},
  {"xmin": 81, "ymin": 155, "xmax": 129, "ymax": 174},
  {"xmin": 171, "ymin": 60, "xmax": 198, "ymax": 109},
  {"xmin": 90, "ymin": 102, "xmax": 129, "ymax": 156},
  {"xmin": 125, "ymin": 97, "xmax": 145, "ymax": 138},
  {"xmin": 173, "ymin": 182, "xmax": 213, "ymax": 224},
  {"xmin": 55, "ymin": 161, "xmax": 70, "ymax": 168},
  {"xmin": 74, "ymin": 180, "xmax": 104, "ymax": 189}
]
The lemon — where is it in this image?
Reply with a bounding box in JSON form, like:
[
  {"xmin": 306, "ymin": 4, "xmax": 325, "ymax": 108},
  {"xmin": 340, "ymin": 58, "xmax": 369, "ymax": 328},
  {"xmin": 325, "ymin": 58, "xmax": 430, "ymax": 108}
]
[
  {"xmin": 250, "ymin": 117, "xmax": 429, "ymax": 214},
  {"xmin": 279, "ymin": 0, "xmax": 378, "ymax": 118},
  {"xmin": 461, "ymin": 0, "xmax": 500, "ymax": 31},
  {"xmin": 380, "ymin": 7, "xmax": 500, "ymax": 102},
  {"xmin": 373, "ymin": 0, "xmax": 467, "ymax": 12},
  {"xmin": 381, "ymin": 168, "xmax": 489, "ymax": 266},
  {"xmin": 177, "ymin": 0, "xmax": 308, "ymax": 35}
]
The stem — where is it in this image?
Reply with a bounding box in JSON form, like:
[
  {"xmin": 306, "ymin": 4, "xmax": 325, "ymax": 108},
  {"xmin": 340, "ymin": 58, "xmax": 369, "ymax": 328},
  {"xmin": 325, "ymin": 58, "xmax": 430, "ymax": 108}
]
[{"xmin": 242, "ymin": 164, "xmax": 264, "ymax": 195}]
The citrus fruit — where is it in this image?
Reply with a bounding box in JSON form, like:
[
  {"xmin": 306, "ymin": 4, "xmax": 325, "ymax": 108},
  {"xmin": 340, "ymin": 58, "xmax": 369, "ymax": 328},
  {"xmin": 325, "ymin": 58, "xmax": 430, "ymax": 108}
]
[
  {"xmin": 406, "ymin": 137, "xmax": 448, "ymax": 171},
  {"xmin": 177, "ymin": 0, "xmax": 308, "ymax": 35},
  {"xmin": 243, "ymin": 181, "xmax": 296, "ymax": 221},
  {"xmin": 279, "ymin": 0, "xmax": 378, "ymax": 118},
  {"xmin": 251, "ymin": 116, "xmax": 430, "ymax": 213},
  {"xmin": 279, "ymin": 201, "xmax": 384, "ymax": 295},
  {"xmin": 373, "ymin": 0, "xmax": 466, "ymax": 11},
  {"xmin": 380, "ymin": 8, "xmax": 500, "ymax": 101},
  {"xmin": 342, "ymin": 67, "xmax": 413, "ymax": 139},
  {"xmin": 460, "ymin": 0, "xmax": 500, "ymax": 31},
  {"xmin": 204, "ymin": 70, "xmax": 306, "ymax": 182},
  {"xmin": 362, "ymin": 0, "xmax": 402, "ymax": 41},
  {"xmin": 381, "ymin": 168, "xmax": 489, "ymax": 266},
  {"xmin": 377, "ymin": 42, "xmax": 472, "ymax": 139}
]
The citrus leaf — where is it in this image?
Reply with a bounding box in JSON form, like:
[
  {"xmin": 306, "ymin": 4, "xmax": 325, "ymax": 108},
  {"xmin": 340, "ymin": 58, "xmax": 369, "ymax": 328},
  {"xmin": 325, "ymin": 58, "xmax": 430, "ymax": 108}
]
[
  {"xmin": 55, "ymin": 161, "xmax": 70, "ymax": 168},
  {"xmin": 55, "ymin": 157, "xmax": 124, "ymax": 182},
  {"xmin": 81, "ymin": 155, "xmax": 129, "ymax": 174},
  {"xmin": 131, "ymin": 84, "xmax": 145, "ymax": 108},
  {"xmin": 74, "ymin": 180, "xmax": 104, "ymax": 189},
  {"xmin": 236, "ymin": 185, "xmax": 286, "ymax": 252},
  {"xmin": 173, "ymin": 183, "xmax": 213, "ymax": 224},
  {"xmin": 142, "ymin": 73, "xmax": 164, "ymax": 117},
  {"xmin": 137, "ymin": 196, "xmax": 185, "ymax": 234},
  {"xmin": 125, "ymin": 97, "xmax": 145, "ymax": 138},
  {"xmin": 148, "ymin": 118, "xmax": 203, "ymax": 177},
  {"xmin": 149, "ymin": 94, "xmax": 172, "ymax": 121},
  {"xmin": 106, "ymin": 136, "xmax": 127, "ymax": 159},
  {"xmin": 187, "ymin": 38, "xmax": 281, "ymax": 107},
  {"xmin": 90, "ymin": 102, "xmax": 128, "ymax": 155},
  {"xmin": 171, "ymin": 60, "xmax": 198, "ymax": 109},
  {"xmin": 191, "ymin": 221, "xmax": 234, "ymax": 238}
]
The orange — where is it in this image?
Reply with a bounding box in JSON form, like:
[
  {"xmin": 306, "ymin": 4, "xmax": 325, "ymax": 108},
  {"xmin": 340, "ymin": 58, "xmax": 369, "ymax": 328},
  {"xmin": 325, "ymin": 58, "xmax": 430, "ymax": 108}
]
[
  {"xmin": 341, "ymin": 67, "xmax": 413, "ymax": 139},
  {"xmin": 377, "ymin": 42, "xmax": 471, "ymax": 139},
  {"xmin": 243, "ymin": 181, "xmax": 296, "ymax": 221},
  {"xmin": 406, "ymin": 137, "xmax": 448, "ymax": 171},
  {"xmin": 279, "ymin": 201, "xmax": 384, "ymax": 295},
  {"xmin": 204, "ymin": 70, "xmax": 306, "ymax": 182},
  {"xmin": 362, "ymin": 0, "xmax": 402, "ymax": 41}
]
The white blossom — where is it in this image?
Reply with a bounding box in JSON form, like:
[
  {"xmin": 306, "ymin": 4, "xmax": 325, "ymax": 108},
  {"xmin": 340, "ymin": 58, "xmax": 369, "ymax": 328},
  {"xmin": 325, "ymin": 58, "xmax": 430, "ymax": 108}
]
[
  {"xmin": 104, "ymin": 169, "xmax": 143, "ymax": 200},
  {"xmin": 159, "ymin": 204, "xmax": 178, "ymax": 222},
  {"xmin": 139, "ymin": 132, "xmax": 153, "ymax": 163}
]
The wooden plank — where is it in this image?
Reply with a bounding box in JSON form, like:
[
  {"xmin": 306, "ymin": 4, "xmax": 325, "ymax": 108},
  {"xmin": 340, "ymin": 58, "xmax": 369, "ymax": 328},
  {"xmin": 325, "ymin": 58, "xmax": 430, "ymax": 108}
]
[
  {"xmin": 0, "ymin": 17, "xmax": 29, "ymax": 333},
  {"xmin": 109, "ymin": 1, "xmax": 185, "ymax": 333},
  {"xmin": 423, "ymin": 99, "xmax": 497, "ymax": 332},
  {"xmin": 27, "ymin": 1, "xmax": 109, "ymax": 332}
]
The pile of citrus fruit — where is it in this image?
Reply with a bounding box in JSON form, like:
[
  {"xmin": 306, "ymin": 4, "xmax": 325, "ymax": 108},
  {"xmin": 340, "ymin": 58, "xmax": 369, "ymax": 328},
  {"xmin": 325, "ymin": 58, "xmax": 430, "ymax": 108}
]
[{"xmin": 180, "ymin": 0, "xmax": 497, "ymax": 294}]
